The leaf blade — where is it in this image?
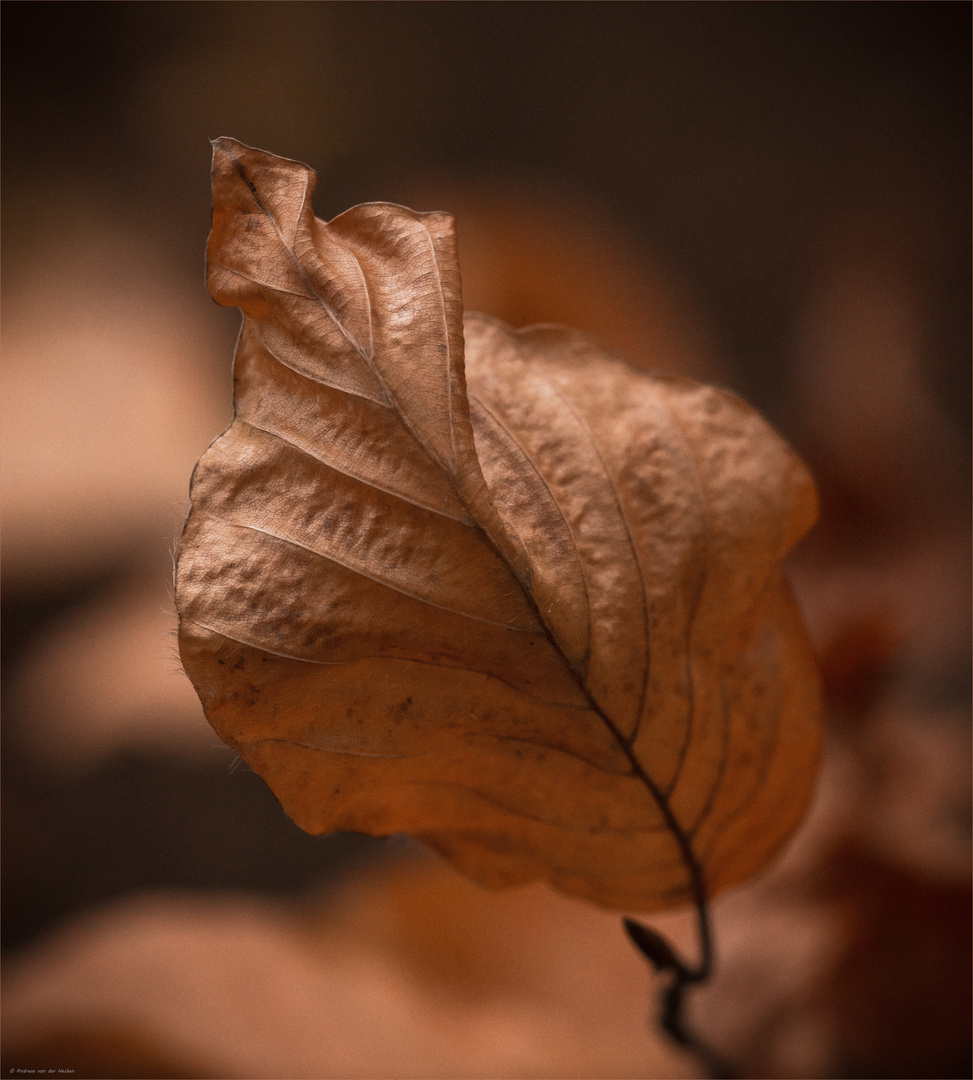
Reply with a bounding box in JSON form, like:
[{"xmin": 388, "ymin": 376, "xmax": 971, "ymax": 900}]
[{"xmin": 177, "ymin": 141, "xmax": 821, "ymax": 914}]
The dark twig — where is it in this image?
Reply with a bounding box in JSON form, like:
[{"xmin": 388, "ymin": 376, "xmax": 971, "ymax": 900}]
[{"xmin": 624, "ymin": 905, "xmax": 735, "ymax": 1080}]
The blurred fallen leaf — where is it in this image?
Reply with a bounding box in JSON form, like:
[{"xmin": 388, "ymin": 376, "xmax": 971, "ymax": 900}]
[
  {"xmin": 177, "ymin": 139, "xmax": 821, "ymax": 915},
  {"xmin": 1, "ymin": 864, "xmax": 702, "ymax": 1080},
  {"xmin": 817, "ymin": 840, "xmax": 972, "ymax": 1079},
  {"xmin": 1, "ymin": 1021, "xmax": 209, "ymax": 1080},
  {"xmin": 8, "ymin": 564, "xmax": 223, "ymax": 771},
  {"xmin": 0, "ymin": 212, "xmax": 229, "ymax": 587}
]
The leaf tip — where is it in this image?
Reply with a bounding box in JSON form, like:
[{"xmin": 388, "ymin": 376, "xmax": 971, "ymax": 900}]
[{"xmin": 209, "ymin": 135, "xmax": 245, "ymax": 167}]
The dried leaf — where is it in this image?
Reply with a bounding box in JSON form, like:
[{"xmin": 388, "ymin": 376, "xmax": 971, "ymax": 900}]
[{"xmin": 176, "ymin": 139, "xmax": 821, "ymax": 912}]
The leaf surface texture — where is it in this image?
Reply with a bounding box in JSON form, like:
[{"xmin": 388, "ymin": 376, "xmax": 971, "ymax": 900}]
[{"xmin": 177, "ymin": 139, "xmax": 821, "ymax": 911}]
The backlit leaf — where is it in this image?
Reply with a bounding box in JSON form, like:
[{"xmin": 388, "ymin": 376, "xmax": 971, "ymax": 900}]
[{"xmin": 176, "ymin": 138, "xmax": 821, "ymax": 912}]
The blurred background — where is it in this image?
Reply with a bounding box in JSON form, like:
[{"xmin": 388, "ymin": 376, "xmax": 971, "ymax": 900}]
[{"xmin": 2, "ymin": 3, "xmax": 969, "ymax": 1078}]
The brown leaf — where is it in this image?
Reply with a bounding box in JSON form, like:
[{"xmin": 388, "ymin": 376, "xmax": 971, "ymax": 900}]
[{"xmin": 176, "ymin": 138, "xmax": 821, "ymax": 913}]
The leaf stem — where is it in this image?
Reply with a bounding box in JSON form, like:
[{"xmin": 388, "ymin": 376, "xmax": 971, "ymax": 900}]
[
  {"xmin": 532, "ymin": 631, "xmax": 732, "ymax": 1075},
  {"xmin": 530, "ymin": 626, "xmax": 733, "ymax": 1075},
  {"xmin": 467, "ymin": 467, "xmax": 731, "ymax": 1076},
  {"xmin": 604, "ymin": 716, "xmax": 733, "ymax": 1076},
  {"xmin": 624, "ymin": 910, "xmax": 733, "ymax": 1079}
]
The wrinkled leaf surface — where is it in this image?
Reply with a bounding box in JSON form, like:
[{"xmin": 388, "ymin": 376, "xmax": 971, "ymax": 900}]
[{"xmin": 176, "ymin": 138, "xmax": 821, "ymax": 911}]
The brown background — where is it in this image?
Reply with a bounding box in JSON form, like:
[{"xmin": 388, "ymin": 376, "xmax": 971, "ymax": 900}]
[{"xmin": 2, "ymin": 4, "xmax": 970, "ymax": 1078}]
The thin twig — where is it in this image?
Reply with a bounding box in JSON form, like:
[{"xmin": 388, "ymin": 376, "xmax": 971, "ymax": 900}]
[{"xmin": 624, "ymin": 903, "xmax": 735, "ymax": 1080}]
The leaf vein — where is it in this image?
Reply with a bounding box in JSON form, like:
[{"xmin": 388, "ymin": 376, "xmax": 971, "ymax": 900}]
[
  {"xmin": 185, "ymin": 619, "xmax": 592, "ymax": 710},
  {"xmin": 227, "ymin": 145, "xmax": 368, "ymax": 359},
  {"xmin": 547, "ymin": 382, "xmax": 650, "ymax": 739},
  {"xmin": 409, "ymin": 779, "xmax": 670, "ymax": 834},
  {"xmin": 200, "ymin": 514, "xmax": 535, "ymax": 632},
  {"xmin": 469, "ymin": 391, "xmax": 594, "ymax": 670},
  {"xmin": 236, "ymin": 418, "xmax": 475, "ymax": 525},
  {"xmin": 656, "ymin": 384, "xmax": 711, "ymax": 799},
  {"xmin": 256, "ymin": 327, "xmax": 391, "ymax": 407}
]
